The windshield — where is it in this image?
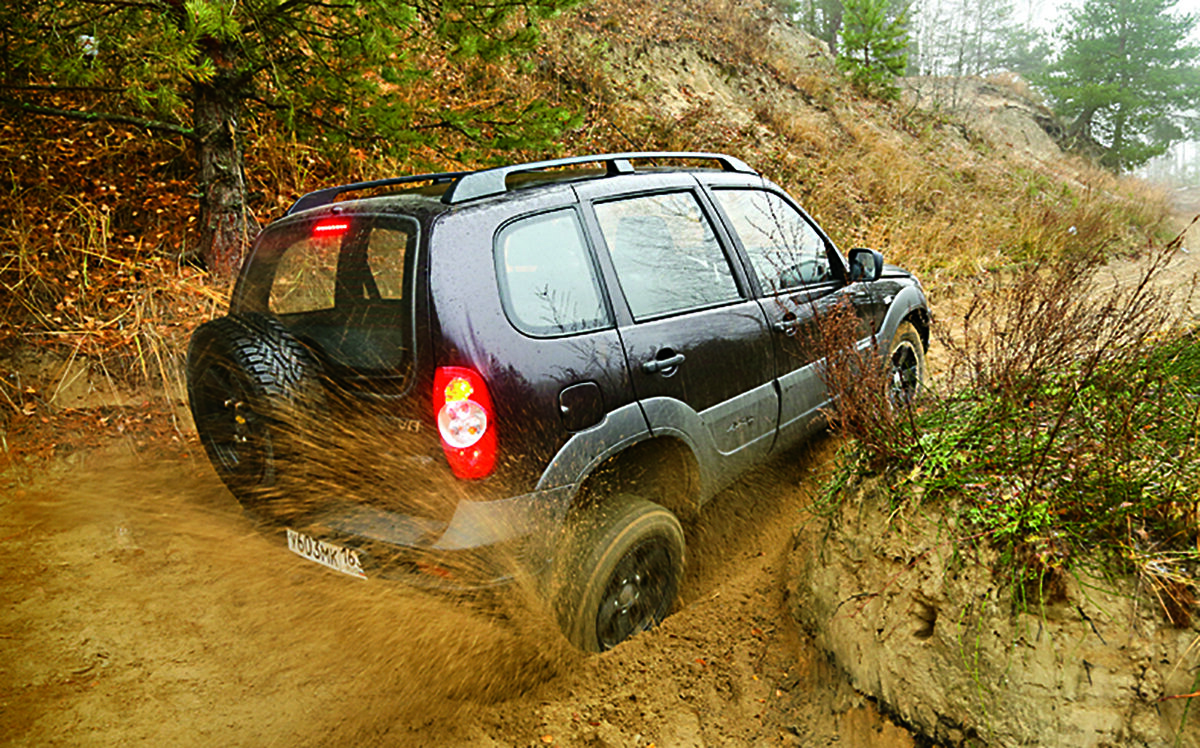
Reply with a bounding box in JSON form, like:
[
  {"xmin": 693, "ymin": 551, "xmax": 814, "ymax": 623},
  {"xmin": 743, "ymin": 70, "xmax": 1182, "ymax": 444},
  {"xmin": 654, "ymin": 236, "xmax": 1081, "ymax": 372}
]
[{"xmin": 233, "ymin": 214, "xmax": 419, "ymax": 376}]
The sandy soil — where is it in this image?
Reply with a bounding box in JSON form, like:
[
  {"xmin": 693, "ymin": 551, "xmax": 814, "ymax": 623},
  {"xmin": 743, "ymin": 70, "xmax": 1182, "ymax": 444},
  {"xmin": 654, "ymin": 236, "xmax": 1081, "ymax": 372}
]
[{"xmin": 0, "ymin": 431, "xmax": 917, "ymax": 747}]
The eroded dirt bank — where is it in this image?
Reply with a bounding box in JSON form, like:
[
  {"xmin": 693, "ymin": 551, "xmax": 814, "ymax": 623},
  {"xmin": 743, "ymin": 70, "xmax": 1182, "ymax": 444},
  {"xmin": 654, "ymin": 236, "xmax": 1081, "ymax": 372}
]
[
  {"xmin": 791, "ymin": 474, "xmax": 1200, "ymax": 748},
  {"xmin": 0, "ymin": 436, "xmax": 918, "ymax": 747}
]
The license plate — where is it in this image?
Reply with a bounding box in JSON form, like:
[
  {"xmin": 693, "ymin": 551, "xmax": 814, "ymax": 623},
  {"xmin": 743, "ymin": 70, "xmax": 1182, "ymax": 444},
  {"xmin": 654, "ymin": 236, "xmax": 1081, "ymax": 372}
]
[{"xmin": 286, "ymin": 528, "xmax": 367, "ymax": 579}]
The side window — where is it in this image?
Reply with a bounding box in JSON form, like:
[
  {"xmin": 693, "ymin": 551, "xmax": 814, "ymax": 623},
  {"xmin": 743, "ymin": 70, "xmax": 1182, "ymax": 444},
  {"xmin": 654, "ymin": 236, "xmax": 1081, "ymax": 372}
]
[
  {"xmin": 594, "ymin": 192, "xmax": 740, "ymax": 321},
  {"xmin": 495, "ymin": 209, "xmax": 610, "ymax": 337},
  {"xmin": 712, "ymin": 189, "xmax": 831, "ymax": 293},
  {"xmin": 365, "ymin": 228, "xmax": 408, "ymax": 300}
]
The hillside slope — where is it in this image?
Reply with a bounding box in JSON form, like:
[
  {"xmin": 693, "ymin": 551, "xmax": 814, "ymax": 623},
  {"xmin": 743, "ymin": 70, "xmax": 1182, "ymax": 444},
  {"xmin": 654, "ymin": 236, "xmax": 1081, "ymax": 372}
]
[
  {"xmin": 537, "ymin": 0, "xmax": 1172, "ymax": 280},
  {"xmin": 0, "ymin": 3, "xmax": 1191, "ymax": 747}
]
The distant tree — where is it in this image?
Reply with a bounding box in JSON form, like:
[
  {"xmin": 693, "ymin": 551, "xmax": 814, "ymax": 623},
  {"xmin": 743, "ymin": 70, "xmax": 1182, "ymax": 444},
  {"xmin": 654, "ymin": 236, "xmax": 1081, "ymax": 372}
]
[
  {"xmin": 791, "ymin": 0, "xmax": 847, "ymax": 55},
  {"xmin": 838, "ymin": 0, "xmax": 909, "ymax": 98},
  {"xmin": 994, "ymin": 25, "xmax": 1052, "ymax": 79},
  {"xmin": 911, "ymin": 0, "xmax": 1044, "ymax": 78},
  {"xmin": 773, "ymin": 0, "xmax": 804, "ymax": 16},
  {"xmin": 0, "ymin": 0, "xmax": 583, "ymax": 280},
  {"xmin": 1039, "ymin": 0, "xmax": 1200, "ymax": 171}
]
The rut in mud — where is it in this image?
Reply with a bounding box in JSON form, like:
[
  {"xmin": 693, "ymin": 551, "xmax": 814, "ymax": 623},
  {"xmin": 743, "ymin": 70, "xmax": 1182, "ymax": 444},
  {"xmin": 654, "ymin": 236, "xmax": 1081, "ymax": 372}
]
[{"xmin": 0, "ymin": 434, "xmax": 917, "ymax": 747}]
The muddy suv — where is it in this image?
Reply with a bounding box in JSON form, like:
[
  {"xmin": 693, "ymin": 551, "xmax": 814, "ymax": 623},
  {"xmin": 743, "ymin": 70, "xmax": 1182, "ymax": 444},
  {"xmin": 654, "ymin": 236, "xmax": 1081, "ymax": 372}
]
[{"xmin": 186, "ymin": 152, "xmax": 930, "ymax": 651}]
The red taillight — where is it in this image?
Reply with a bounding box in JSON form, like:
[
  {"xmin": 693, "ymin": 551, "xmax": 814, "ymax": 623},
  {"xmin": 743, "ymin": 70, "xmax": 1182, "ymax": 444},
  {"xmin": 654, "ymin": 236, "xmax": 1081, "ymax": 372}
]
[
  {"xmin": 433, "ymin": 366, "xmax": 497, "ymax": 480},
  {"xmin": 312, "ymin": 217, "xmax": 350, "ymax": 237}
]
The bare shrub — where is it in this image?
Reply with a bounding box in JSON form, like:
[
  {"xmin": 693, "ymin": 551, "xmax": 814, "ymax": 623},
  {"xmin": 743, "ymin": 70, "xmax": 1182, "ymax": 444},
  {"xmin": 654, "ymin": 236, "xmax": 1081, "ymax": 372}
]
[
  {"xmin": 928, "ymin": 223, "xmax": 1200, "ymax": 617},
  {"xmin": 814, "ymin": 297, "xmax": 917, "ymax": 465},
  {"xmin": 822, "ymin": 219, "xmax": 1200, "ymax": 622}
]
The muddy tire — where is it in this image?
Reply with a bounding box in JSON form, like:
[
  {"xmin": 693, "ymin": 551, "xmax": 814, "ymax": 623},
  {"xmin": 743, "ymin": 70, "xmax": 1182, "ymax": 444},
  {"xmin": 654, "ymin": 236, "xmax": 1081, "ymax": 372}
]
[
  {"xmin": 186, "ymin": 313, "xmax": 323, "ymax": 504},
  {"xmin": 555, "ymin": 495, "xmax": 685, "ymax": 652},
  {"xmin": 888, "ymin": 321, "xmax": 926, "ymax": 406}
]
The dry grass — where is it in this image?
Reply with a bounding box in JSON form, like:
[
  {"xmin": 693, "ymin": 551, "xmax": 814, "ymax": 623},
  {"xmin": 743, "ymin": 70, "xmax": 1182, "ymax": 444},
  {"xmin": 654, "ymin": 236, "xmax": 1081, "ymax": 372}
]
[{"xmin": 1, "ymin": 0, "xmax": 1179, "ymax": 407}]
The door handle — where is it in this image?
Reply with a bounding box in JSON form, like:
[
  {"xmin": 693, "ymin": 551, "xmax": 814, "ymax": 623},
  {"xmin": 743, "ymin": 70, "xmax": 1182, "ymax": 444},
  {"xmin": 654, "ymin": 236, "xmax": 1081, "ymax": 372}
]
[
  {"xmin": 642, "ymin": 352, "xmax": 686, "ymax": 374},
  {"xmin": 773, "ymin": 319, "xmax": 801, "ymax": 335}
]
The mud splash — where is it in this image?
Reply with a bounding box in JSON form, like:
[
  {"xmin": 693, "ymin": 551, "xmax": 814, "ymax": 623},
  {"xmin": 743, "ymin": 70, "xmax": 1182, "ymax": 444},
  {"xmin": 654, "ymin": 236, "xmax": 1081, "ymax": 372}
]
[
  {"xmin": 0, "ymin": 446, "xmax": 580, "ymax": 745},
  {"xmin": 1, "ymin": 436, "xmax": 918, "ymax": 746}
]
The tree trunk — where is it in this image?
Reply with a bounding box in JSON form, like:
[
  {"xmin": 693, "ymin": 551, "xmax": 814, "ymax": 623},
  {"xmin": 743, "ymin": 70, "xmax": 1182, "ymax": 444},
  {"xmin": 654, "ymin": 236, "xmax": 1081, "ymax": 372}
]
[
  {"xmin": 193, "ymin": 77, "xmax": 253, "ymax": 282},
  {"xmin": 1067, "ymin": 105, "xmax": 1097, "ymax": 147},
  {"xmin": 1105, "ymin": 105, "xmax": 1128, "ymax": 172}
]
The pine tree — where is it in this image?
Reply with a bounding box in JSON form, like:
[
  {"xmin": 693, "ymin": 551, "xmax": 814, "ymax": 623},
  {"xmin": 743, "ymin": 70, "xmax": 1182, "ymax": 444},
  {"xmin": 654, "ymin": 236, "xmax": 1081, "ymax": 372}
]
[
  {"xmin": 837, "ymin": 0, "xmax": 909, "ymax": 99},
  {"xmin": 0, "ymin": 0, "xmax": 582, "ymax": 279},
  {"xmin": 1039, "ymin": 0, "xmax": 1200, "ymax": 171}
]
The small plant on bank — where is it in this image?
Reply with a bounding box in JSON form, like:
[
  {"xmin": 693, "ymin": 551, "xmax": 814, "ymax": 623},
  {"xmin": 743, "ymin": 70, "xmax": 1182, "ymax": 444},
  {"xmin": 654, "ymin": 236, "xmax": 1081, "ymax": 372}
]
[{"xmin": 820, "ymin": 226, "xmax": 1200, "ymax": 625}]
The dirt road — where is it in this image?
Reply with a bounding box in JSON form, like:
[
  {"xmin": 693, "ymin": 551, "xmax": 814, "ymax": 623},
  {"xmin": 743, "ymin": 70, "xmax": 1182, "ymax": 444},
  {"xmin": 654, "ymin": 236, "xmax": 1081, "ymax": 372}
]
[{"xmin": 0, "ymin": 432, "xmax": 916, "ymax": 747}]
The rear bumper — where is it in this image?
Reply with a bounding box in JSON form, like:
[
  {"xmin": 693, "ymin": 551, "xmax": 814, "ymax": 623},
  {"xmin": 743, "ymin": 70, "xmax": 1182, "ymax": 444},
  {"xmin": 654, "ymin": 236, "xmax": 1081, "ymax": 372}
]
[{"xmin": 285, "ymin": 484, "xmax": 575, "ymax": 587}]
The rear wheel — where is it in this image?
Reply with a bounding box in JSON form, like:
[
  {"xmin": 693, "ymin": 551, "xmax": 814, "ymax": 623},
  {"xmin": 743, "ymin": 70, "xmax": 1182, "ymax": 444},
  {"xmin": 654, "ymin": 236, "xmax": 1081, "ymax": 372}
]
[
  {"xmin": 555, "ymin": 495, "xmax": 685, "ymax": 652},
  {"xmin": 186, "ymin": 313, "xmax": 323, "ymax": 504}
]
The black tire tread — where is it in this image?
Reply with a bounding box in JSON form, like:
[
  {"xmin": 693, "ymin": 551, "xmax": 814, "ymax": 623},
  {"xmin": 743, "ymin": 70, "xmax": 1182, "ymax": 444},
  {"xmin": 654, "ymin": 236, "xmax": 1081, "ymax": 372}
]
[
  {"xmin": 186, "ymin": 312, "xmax": 323, "ymax": 501},
  {"xmin": 555, "ymin": 494, "xmax": 685, "ymax": 652}
]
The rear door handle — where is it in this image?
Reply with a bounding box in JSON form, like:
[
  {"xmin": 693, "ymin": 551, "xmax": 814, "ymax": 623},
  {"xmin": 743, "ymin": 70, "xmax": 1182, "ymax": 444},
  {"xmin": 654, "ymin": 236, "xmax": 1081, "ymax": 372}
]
[{"xmin": 642, "ymin": 352, "xmax": 686, "ymax": 374}]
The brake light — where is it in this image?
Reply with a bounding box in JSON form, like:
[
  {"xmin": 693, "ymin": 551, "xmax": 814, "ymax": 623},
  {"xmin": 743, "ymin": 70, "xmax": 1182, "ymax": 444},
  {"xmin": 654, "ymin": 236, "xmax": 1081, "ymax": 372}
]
[
  {"xmin": 312, "ymin": 217, "xmax": 350, "ymax": 237},
  {"xmin": 434, "ymin": 366, "xmax": 497, "ymax": 479}
]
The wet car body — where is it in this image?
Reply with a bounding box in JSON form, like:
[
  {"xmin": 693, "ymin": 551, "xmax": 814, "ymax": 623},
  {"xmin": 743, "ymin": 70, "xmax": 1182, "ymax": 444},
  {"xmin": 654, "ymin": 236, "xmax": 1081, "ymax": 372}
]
[{"xmin": 187, "ymin": 152, "xmax": 931, "ymax": 650}]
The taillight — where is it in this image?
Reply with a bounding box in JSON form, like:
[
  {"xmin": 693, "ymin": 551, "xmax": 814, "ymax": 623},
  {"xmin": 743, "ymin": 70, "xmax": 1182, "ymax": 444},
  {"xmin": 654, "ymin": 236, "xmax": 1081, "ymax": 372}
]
[{"xmin": 433, "ymin": 366, "xmax": 497, "ymax": 479}]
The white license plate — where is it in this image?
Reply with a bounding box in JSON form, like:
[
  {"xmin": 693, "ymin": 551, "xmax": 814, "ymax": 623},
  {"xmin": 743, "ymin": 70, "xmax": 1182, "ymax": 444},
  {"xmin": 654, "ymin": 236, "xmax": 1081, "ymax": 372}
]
[{"xmin": 286, "ymin": 528, "xmax": 367, "ymax": 579}]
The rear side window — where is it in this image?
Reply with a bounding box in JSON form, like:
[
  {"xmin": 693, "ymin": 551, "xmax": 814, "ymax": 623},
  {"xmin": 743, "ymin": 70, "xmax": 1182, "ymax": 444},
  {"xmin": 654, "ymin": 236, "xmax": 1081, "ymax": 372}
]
[
  {"xmin": 712, "ymin": 188, "xmax": 830, "ymax": 292},
  {"xmin": 594, "ymin": 192, "xmax": 740, "ymax": 321},
  {"xmin": 495, "ymin": 209, "xmax": 610, "ymax": 337}
]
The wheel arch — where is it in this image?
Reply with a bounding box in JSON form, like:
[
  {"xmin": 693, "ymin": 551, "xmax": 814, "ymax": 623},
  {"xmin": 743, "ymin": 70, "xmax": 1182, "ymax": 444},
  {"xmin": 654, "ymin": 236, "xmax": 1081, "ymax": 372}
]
[
  {"xmin": 905, "ymin": 306, "xmax": 932, "ymax": 351},
  {"xmin": 878, "ymin": 285, "xmax": 932, "ymax": 352},
  {"xmin": 571, "ymin": 436, "xmax": 702, "ymax": 521}
]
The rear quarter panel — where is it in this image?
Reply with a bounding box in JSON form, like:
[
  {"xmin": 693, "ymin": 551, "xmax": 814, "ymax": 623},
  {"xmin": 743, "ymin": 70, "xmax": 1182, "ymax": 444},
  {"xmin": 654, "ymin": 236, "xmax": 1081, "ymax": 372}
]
[{"xmin": 427, "ymin": 189, "xmax": 646, "ymax": 497}]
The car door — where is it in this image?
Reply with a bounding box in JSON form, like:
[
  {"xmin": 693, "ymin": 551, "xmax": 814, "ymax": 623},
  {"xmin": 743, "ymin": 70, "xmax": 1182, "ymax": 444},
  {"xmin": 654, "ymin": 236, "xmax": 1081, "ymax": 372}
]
[
  {"xmin": 707, "ymin": 184, "xmax": 876, "ymax": 447},
  {"xmin": 578, "ymin": 180, "xmax": 778, "ymax": 499}
]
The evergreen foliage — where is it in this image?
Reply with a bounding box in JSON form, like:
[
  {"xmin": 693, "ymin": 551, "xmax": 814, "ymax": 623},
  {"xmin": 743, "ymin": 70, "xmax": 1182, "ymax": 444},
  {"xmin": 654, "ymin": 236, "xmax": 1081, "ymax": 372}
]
[
  {"xmin": 0, "ymin": 0, "xmax": 584, "ymax": 278},
  {"xmin": 1039, "ymin": 0, "xmax": 1200, "ymax": 171},
  {"xmin": 837, "ymin": 0, "xmax": 908, "ymax": 99}
]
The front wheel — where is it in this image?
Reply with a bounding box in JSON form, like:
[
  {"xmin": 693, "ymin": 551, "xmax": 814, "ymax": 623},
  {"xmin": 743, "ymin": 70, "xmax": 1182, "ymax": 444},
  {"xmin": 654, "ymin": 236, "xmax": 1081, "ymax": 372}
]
[
  {"xmin": 888, "ymin": 321, "xmax": 926, "ymax": 406},
  {"xmin": 554, "ymin": 495, "xmax": 685, "ymax": 652}
]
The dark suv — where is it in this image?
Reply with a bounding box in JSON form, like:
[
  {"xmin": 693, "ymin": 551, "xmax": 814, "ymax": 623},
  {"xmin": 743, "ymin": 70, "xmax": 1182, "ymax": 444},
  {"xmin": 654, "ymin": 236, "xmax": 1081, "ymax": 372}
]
[{"xmin": 186, "ymin": 152, "xmax": 930, "ymax": 651}]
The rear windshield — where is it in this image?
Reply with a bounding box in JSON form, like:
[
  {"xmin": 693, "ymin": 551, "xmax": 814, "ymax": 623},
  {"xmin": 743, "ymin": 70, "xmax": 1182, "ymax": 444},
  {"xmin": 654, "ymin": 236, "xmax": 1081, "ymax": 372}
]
[{"xmin": 233, "ymin": 214, "xmax": 418, "ymax": 375}]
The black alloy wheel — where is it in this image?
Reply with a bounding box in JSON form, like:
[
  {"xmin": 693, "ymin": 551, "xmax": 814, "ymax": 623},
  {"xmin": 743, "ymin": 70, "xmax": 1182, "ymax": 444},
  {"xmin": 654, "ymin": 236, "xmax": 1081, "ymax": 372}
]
[{"xmin": 555, "ymin": 495, "xmax": 686, "ymax": 652}]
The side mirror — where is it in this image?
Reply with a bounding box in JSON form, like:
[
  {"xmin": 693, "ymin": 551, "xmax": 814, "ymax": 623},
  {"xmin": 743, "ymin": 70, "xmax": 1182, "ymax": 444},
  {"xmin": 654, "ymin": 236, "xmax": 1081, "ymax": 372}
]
[{"xmin": 848, "ymin": 248, "xmax": 884, "ymax": 282}]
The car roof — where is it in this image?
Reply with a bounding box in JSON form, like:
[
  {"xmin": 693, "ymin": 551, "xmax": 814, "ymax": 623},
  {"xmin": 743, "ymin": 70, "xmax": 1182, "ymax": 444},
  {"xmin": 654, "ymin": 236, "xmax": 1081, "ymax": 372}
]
[{"xmin": 286, "ymin": 152, "xmax": 758, "ymax": 217}]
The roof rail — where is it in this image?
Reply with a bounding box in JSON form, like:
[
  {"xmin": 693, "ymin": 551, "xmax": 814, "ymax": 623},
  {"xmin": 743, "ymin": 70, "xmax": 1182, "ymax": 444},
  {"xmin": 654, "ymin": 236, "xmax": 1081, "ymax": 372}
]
[
  {"xmin": 440, "ymin": 151, "xmax": 757, "ymax": 205},
  {"xmin": 286, "ymin": 171, "xmax": 468, "ymax": 215}
]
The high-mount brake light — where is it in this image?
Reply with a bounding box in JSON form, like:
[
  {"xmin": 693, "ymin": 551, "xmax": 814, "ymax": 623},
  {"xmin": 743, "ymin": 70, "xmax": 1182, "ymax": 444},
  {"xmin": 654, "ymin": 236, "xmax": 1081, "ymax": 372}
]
[
  {"xmin": 312, "ymin": 218, "xmax": 350, "ymax": 237},
  {"xmin": 434, "ymin": 366, "xmax": 497, "ymax": 480}
]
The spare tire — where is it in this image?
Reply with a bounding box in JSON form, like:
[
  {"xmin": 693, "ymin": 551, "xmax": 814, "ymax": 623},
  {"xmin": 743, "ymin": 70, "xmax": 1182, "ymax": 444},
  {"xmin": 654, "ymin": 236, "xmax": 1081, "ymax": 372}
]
[{"xmin": 186, "ymin": 312, "xmax": 324, "ymax": 504}]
